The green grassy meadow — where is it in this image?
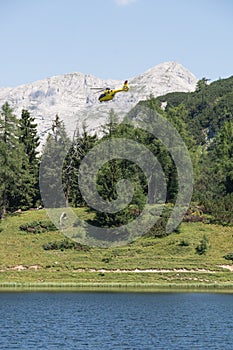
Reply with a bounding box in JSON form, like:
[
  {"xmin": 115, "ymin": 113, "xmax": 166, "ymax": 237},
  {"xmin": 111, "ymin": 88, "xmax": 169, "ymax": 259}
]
[{"xmin": 0, "ymin": 209, "xmax": 232, "ymax": 290}]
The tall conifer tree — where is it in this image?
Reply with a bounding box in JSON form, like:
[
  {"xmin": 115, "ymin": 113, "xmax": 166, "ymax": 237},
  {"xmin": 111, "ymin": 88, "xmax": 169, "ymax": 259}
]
[
  {"xmin": 0, "ymin": 102, "xmax": 22, "ymax": 217},
  {"xmin": 64, "ymin": 123, "xmax": 98, "ymax": 207},
  {"xmin": 19, "ymin": 109, "xmax": 40, "ymax": 166},
  {"xmin": 17, "ymin": 109, "xmax": 40, "ymax": 207},
  {"xmin": 40, "ymin": 115, "xmax": 71, "ymax": 208}
]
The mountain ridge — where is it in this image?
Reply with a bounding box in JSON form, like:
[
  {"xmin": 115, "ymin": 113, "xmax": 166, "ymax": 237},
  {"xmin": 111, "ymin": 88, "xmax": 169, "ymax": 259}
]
[{"xmin": 0, "ymin": 61, "xmax": 197, "ymax": 144}]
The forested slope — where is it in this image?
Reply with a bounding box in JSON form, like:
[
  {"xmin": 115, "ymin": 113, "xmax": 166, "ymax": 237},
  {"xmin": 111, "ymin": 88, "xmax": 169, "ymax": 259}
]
[{"xmin": 1, "ymin": 75, "xmax": 233, "ymax": 232}]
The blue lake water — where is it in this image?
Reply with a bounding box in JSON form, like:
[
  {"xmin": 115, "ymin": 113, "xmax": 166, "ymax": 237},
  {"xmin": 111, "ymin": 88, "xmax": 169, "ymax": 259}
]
[{"xmin": 0, "ymin": 291, "xmax": 232, "ymax": 349}]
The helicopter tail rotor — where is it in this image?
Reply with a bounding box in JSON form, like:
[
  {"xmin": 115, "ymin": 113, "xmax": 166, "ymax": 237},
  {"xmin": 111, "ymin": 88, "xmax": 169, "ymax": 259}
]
[{"xmin": 123, "ymin": 80, "xmax": 129, "ymax": 91}]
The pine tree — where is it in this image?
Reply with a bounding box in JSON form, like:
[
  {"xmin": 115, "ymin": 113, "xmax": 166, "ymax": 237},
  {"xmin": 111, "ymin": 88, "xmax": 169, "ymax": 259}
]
[
  {"xmin": 207, "ymin": 121, "xmax": 233, "ymax": 196},
  {"xmin": 18, "ymin": 109, "xmax": 40, "ymax": 207},
  {"xmin": 64, "ymin": 123, "xmax": 98, "ymax": 207},
  {"xmin": 40, "ymin": 115, "xmax": 71, "ymax": 208},
  {"xmin": 19, "ymin": 109, "xmax": 40, "ymax": 165},
  {"xmin": 101, "ymin": 109, "xmax": 119, "ymax": 137},
  {"xmin": 0, "ymin": 102, "xmax": 22, "ymax": 217},
  {"xmin": 92, "ymin": 112, "xmax": 147, "ymax": 228}
]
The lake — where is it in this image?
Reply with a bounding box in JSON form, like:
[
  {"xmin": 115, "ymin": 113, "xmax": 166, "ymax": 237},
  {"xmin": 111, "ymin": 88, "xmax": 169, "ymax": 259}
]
[{"xmin": 0, "ymin": 291, "xmax": 232, "ymax": 349}]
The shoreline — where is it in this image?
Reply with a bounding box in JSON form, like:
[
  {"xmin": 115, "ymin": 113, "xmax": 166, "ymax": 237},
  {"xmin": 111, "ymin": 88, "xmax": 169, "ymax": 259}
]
[{"xmin": 1, "ymin": 281, "xmax": 233, "ymax": 293}]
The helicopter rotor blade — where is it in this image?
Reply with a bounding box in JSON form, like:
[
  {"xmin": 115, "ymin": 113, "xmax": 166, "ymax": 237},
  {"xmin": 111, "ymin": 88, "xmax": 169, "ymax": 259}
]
[
  {"xmin": 90, "ymin": 87, "xmax": 107, "ymax": 94},
  {"xmin": 90, "ymin": 87, "xmax": 104, "ymax": 90}
]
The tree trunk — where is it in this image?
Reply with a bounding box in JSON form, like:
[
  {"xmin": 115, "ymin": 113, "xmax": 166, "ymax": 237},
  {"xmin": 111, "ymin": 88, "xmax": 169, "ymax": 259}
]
[{"xmin": 0, "ymin": 193, "xmax": 6, "ymax": 219}]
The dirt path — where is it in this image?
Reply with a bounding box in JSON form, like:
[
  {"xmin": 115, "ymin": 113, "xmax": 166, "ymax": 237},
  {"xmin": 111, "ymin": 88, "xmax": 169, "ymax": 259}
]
[
  {"xmin": 73, "ymin": 268, "xmax": 220, "ymax": 274},
  {"xmin": 219, "ymin": 265, "xmax": 233, "ymax": 272},
  {"xmin": 1, "ymin": 265, "xmax": 232, "ymax": 273}
]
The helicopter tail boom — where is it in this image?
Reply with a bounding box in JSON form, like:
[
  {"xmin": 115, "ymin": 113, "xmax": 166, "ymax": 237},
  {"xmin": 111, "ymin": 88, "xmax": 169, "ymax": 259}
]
[{"xmin": 122, "ymin": 80, "xmax": 129, "ymax": 91}]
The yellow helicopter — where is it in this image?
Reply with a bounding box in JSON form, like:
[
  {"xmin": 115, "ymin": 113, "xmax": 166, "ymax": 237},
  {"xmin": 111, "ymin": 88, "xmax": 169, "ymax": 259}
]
[{"xmin": 91, "ymin": 80, "xmax": 129, "ymax": 102}]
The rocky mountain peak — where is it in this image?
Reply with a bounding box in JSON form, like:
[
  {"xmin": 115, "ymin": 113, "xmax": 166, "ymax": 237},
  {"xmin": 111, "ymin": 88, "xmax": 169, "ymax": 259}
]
[{"xmin": 0, "ymin": 61, "xmax": 197, "ymax": 145}]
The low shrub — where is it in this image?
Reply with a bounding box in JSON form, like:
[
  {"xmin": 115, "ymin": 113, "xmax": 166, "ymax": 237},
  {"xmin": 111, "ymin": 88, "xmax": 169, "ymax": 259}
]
[
  {"xmin": 179, "ymin": 239, "xmax": 190, "ymax": 247},
  {"xmin": 195, "ymin": 234, "xmax": 209, "ymax": 255},
  {"xmin": 145, "ymin": 206, "xmax": 173, "ymax": 238},
  {"xmin": 183, "ymin": 204, "xmax": 206, "ymax": 223},
  {"xmin": 42, "ymin": 238, "xmax": 89, "ymax": 251},
  {"xmin": 223, "ymin": 253, "xmax": 233, "ymax": 263},
  {"xmin": 102, "ymin": 257, "xmax": 112, "ymax": 263},
  {"xmin": 20, "ymin": 220, "xmax": 57, "ymax": 233}
]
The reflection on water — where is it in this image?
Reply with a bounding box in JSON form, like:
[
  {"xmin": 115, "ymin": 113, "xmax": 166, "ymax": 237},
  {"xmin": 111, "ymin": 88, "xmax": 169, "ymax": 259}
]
[{"xmin": 0, "ymin": 292, "xmax": 232, "ymax": 349}]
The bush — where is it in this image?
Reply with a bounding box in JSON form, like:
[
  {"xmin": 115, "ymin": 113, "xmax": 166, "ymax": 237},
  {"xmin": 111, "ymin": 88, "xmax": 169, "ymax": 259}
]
[
  {"xmin": 42, "ymin": 238, "xmax": 89, "ymax": 251},
  {"xmin": 195, "ymin": 234, "xmax": 209, "ymax": 255},
  {"xmin": 183, "ymin": 204, "xmax": 206, "ymax": 223},
  {"xmin": 205, "ymin": 194, "xmax": 233, "ymax": 226},
  {"xmin": 102, "ymin": 257, "xmax": 112, "ymax": 263},
  {"xmin": 20, "ymin": 220, "xmax": 57, "ymax": 233},
  {"xmin": 145, "ymin": 206, "xmax": 173, "ymax": 238},
  {"xmin": 179, "ymin": 239, "xmax": 190, "ymax": 247},
  {"xmin": 43, "ymin": 239, "xmax": 75, "ymax": 251},
  {"xmin": 223, "ymin": 253, "xmax": 233, "ymax": 263}
]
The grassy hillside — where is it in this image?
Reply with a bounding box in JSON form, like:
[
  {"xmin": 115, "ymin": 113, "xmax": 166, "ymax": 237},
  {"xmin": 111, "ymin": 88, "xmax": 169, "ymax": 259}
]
[{"xmin": 0, "ymin": 209, "xmax": 232, "ymax": 290}]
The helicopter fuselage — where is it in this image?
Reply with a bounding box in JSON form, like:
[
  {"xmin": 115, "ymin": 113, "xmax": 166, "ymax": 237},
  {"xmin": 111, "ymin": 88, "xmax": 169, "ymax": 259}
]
[
  {"xmin": 99, "ymin": 89, "xmax": 121, "ymax": 102},
  {"xmin": 98, "ymin": 81, "xmax": 129, "ymax": 102}
]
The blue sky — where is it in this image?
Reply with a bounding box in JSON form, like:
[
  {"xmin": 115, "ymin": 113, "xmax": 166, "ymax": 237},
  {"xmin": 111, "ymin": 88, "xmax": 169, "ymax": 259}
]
[{"xmin": 0, "ymin": 0, "xmax": 233, "ymax": 87}]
